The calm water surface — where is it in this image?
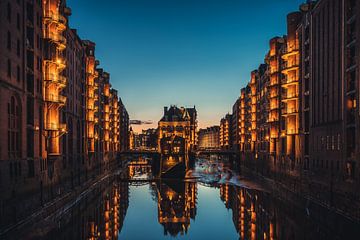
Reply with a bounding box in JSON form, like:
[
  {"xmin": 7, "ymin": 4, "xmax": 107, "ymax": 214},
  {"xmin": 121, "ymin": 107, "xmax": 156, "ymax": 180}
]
[{"xmin": 13, "ymin": 156, "xmax": 360, "ymax": 239}]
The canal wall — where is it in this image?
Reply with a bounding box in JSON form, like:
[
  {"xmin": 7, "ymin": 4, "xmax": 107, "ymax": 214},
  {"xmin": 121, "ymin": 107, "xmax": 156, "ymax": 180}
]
[
  {"xmin": 0, "ymin": 157, "xmax": 126, "ymax": 237},
  {"xmin": 238, "ymin": 164, "xmax": 360, "ymax": 225}
]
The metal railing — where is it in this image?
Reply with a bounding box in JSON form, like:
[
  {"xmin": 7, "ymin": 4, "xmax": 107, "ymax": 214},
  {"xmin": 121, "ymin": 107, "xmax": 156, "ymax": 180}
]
[{"xmin": 44, "ymin": 94, "xmax": 66, "ymax": 104}]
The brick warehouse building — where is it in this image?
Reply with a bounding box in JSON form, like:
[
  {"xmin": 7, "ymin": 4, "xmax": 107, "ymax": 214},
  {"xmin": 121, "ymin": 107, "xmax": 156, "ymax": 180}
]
[
  {"xmin": 0, "ymin": 0, "xmax": 130, "ymax": 228},
  {"xmin": 224, "ymin": 0, "xmax": 360, "ymax": 219}
]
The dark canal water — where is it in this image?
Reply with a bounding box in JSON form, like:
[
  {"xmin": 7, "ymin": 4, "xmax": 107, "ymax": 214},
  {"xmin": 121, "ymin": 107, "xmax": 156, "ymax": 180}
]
[{"xmin": 12, "ymin": 156, "xmax": 360, "ymax": 239}]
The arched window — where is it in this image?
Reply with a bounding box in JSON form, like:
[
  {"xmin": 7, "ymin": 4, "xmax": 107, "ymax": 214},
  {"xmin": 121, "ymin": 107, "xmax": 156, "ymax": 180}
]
[{"xmin": 8, "ymin": 96, "xmax": 21, "ymax": 159}]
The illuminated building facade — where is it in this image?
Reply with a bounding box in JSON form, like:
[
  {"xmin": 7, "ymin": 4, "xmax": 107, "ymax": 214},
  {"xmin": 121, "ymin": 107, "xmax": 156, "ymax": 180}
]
[
  {"xmin": 256, "ymin": 64, "xmax": 270, "ymax": 172},
  {"xmin": 84, "ymin": 40, "xmax": 98, "ymax": 172},
  {"xmin": 239, "ymin": 88, "xmax": 247, "ymax": 152},
  {"xmin": 280, "ymin": 12, "xmax": 302, "ymax": 175},
  {"xmin": 267, "ymin": 37, "xmax": 285, "ymax": 172},
  {"xmin": 43, "ymin": 0, "xmax": 68, "ymax": 159},
  {"xmin": 139, "ymin": 128, "xmax": 158, "ymax": 150},
  {"xmin": 119, "ymin": 98, "xmax": 130, "ymax": 152},
  {"xmin": 62, "ymin": 27, "xmax": 86, "ymax": 186},
  {"xmin": 110, "ymin": 89, "xmax": 120, "ymax": 154},
  {"xmin": 0, "ymin": 0, "xmax": 130, "ymax": 228},
  {"xmin": 231, "ymin": 99, "xmax": 240, "ymax": 151},
  {"xmin": 250, "ymin": 71, "xmax": 258, "ymax": 154},
  {"xmin": 158, "ymin": 106, "xmax": 197, "ymax": 177},
  {"xmin": 225, "ymin": 0, "xmax": 360, "ymax": 218},
  {"xmin": 158, "ymin": 105, "xmax": 197, "ymax": 152},
  {"xmin": 219, "ymin": 114, "xmax": 232, "ymax": 150},
  {"xmin": 198, "ymin": 126, "xmax": 220, "ymax": 150}
]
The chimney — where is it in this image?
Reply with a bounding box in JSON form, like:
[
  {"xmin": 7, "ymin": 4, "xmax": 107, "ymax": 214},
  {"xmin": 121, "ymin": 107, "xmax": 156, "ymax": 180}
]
[{"xmin": 164, "ymin": 106, "xmax": 168, "ymax": 114}]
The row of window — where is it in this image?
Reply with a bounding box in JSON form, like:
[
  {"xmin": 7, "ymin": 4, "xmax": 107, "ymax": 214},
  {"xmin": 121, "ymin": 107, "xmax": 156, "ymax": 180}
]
[
  {"xmin": 314, "ymin": 134, "xmax": 341, "ymax": 151},
  {"xmin": 7, "ymin": 57, "xmax": 42, "ymax": 82},
  {"xmin": 6, "ymin": 1, "xmax": 42, "ymax": 27},
  {"xmin": 8, "ymin": 97, "xmax": 21, "ymax": 159}
]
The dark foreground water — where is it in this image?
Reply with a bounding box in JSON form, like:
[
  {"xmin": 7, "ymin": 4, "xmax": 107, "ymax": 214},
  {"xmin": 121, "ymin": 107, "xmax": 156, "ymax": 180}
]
[{"xmin": 11, "ymin": 156, "xmax": 360, "ymax": 239}]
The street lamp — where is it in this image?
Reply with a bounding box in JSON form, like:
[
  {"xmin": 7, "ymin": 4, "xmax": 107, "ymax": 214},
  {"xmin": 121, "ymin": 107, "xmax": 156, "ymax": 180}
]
[{"xmin": 34, "ymin": 124, "xmax": 67, "ymax": 201}]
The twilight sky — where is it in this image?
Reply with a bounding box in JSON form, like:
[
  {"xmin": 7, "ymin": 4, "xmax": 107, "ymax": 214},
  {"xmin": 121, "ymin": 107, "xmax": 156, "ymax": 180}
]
[{"xmin": 67, "ymin": 0, "xmax": 304, "ymax": 133}]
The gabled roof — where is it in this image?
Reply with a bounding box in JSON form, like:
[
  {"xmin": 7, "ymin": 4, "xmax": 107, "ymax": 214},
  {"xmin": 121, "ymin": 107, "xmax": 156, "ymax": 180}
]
[{"xmin": 160, "ymin": 105, "xmax": 197, "ymax": 122}]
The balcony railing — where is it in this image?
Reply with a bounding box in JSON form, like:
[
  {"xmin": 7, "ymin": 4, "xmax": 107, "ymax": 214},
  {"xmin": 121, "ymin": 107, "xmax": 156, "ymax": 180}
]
[
  {"xmin": 268, "ymin": 117, "xmax": 278, "ymax": 123},
  {"xmin": 43, "ymin": 31, "xmax": 66, "ymax": 49},
  {"xmin": 282, "ymin": 77, "xmax": 298, "ymax": 86},
  {"xmin": 282, "ymin": 93, "xmax": 299, "ymax": 101},
  {"xmin": 43, "ymin": 11, "xmax": 67, "ymax": 28},
  {"xmin": 282, "ymin": 63, "xmax": 299, "ymax": 74},
  {"xmin": 269, "ymin": 92, "xmax": 278, "ymax": 98},
  {"xmin": 282, "ymin": 108, "xmax": 298, "ymax": 115},
  {"xmin": 269, "ymin": 79, "xmax": 279, "ymax": 87},
  {"xmin": 44, "ymin": 58, "xmax": 66, "ymax": 70},
  {"xmin": 282, "ymin": 49, "xmax": 299, "ymax": 59},
  {"xmin": 87, "ymin": 105, "xmax": 98, "ymax": 111},
  {"xmin": 287, "ymin": 129, "xmax": 297, "ymax": 135},
  {"xmin": 44, "ymin": 123, "xmax": 67, "ymax": 132},
  {"xmin": 44, "ymin": 94, "xmax": 66, "ymax": 105},
  {"xmin": 44, "ymin": 73, "xmax": 67, "ymax": 87}
]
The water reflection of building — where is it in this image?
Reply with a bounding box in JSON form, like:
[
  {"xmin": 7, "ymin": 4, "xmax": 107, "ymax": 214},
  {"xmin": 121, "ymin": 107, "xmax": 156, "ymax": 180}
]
[
  {"xmin": 219, "ymin": 184, "xmax": 327, "ymax": 240},
  {"xmin": 157, "ymin": 181, "xmax": 197, "ymax": 237},
  {"xmin": 87, "ymin": 182, "xmax": 129, "ymax": 240},
  {"xmin": 128, "ymin": 162, "xmax": 152, "ymax": 179},
  {"xmin": 38, "ymin": 180, "xmax": 129, "ymax": 239}
]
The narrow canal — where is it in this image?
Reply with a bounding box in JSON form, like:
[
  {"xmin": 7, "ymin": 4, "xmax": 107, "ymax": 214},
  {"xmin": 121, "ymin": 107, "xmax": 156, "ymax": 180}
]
[{"xmin": 11, "ymin": 155, "xmax": 360, "ymax": 239}]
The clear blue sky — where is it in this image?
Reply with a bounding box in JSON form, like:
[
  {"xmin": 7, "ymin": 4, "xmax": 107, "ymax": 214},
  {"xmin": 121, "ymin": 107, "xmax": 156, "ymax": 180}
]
[{"xmin": 67, "ymin": 0, "xmax": 304, "ymax": 132}]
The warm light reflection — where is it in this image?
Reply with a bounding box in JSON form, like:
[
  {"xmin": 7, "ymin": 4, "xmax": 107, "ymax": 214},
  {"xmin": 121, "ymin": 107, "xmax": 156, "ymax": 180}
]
[{"xmin": 157, "ymin": 181, "xmax": 197, "ymax": 237}]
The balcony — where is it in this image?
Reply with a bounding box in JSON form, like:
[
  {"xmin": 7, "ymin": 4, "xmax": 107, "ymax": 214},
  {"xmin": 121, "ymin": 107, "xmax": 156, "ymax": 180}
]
[
  {"xmin": 269, "ymin": 67, "xmax": 278, "ymax": 75},
  {"xmin": 87, "ymin": 105, "xmax": 98, "ymax": 111},
  {"xmin": 88, "ymin": 116, "xmax": 95, "ymax": 122},
  {"xmin": 44, "ymin": 94, "xmax": 66, "ymax": 105},
  {"xmin": 43, "ymin": 11, "xmax": 67, "ymax": 30},
  {"xmin": 282, "ymin": 107, "xmax": 298, "ymax": 116},
  {"xmin": 44, "ymin": 73, "xmax": 67, "ymax": 87},
  {"xmin": 270, "ymin": 105, "xmax": 279, "ymax": 111},
  {"xmin": 268, "ymin": 117, "xmax": 279, "ymax": 123},
  {"xmin": 282, "ymin": 77, "xmax": 299, "ymax": 87},
  {"xmin": 87, "ymin": 80, "xmax": 95, "ymax": 88},
  {"xmin": 282, "ymin": 94, "xmax": 299, "ymax": 102},
  {"xmin": 45, "ymin": 58, "xmax": 66, "ymax": 70},
  {"xmin": 287, "ymin": 129, "xmax": 297, "ymax": 135},
  {"xmin": 282, "ymin": 49, "xmax": 299, "ymax": 59},
  {"xmin": 44, "ymin": 123, "xmax": 67, "ymax": 132},
  {"xmin": 269, "ymin": 79, "xmax": 279, "ymax": 87},
  {"xmin": 43, "ymin": 31, "xmax": 66, "ymax": 50},
  {"xmin": 269, "ymin": 92, "xmax": 278, "ymax": 99},
  {"xmin": 281, "ymin": 63, "xmax": 299, "ymax": 74}
]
